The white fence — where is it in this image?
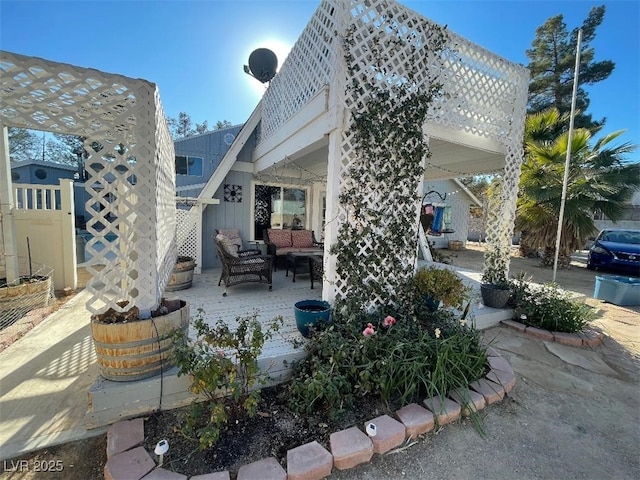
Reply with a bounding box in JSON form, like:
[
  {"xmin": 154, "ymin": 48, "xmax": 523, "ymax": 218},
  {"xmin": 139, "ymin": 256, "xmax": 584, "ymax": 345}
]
[{"xmin": 13, "ymin": 179, "xmax": 76, "ymax": 290}]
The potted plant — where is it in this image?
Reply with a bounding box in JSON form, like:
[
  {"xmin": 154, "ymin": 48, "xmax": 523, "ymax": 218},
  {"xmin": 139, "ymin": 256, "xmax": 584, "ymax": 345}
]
[
  {"xmin": 0, "ymin": 274, "xmax": 52, "ymax": 324},
  {"xmin": 480, "ymin": 259, "xmax": 511, "ymax": 309},
  {"xmin": 411, "ymin": 266, "xmax": 471, "ymax": 311},
  {"xmin": 91, "ymin": 298, "xmax": 189, "ymax": 381},
  {"xmin": 294, "ymin": 300, "xmax": 331, "ymax": 337},
  {"xmin": 166, "ymin": 255, "xmax": 196, "ymax": 291}
]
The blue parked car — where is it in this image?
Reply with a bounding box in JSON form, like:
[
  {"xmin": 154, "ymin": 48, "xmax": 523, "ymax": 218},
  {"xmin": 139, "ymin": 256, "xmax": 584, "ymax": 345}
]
[{"xmin": 587, "ymin": 229, "xmax": 640, "ymax": 276}]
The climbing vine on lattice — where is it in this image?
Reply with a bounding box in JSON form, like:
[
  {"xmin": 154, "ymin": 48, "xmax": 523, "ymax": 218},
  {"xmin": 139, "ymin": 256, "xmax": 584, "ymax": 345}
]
[
  {"xmin": 482, "ymin": 177, "xmax": 510, "ymax": 285},
  {"xmin": 330, "ymin": 8, "xmax": 450, "ymax": 311}
]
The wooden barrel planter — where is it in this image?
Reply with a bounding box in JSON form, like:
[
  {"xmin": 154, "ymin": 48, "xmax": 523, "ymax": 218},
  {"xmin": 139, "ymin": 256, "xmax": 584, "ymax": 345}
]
[
  {"xmin": 0, "ymin": 275, "xmax": 51, "ymax": 324},
  {"xmin": 165, "ymin": 256, "xmax": 196, "ymax": 292},
  {"xmin": 91, "ymin": 299, "xmax": 189, "ymax": 382}
]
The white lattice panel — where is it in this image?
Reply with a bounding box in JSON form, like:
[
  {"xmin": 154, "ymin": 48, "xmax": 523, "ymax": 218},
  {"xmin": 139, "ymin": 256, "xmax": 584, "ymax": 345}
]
[
  {"xmin": 431, "ymin": 31, "xmax": 527, "ymax": 140},
  {"xmin": 260, "ymin": 0, "xmax": 527, "ymax": 149},
  {"xmin": 176, "ymin": 203, "xmax": 202, "ymax": 274},
  {"xmin": 0, "ymin": 51, "xmax": 176, "ymax": 315},
  {"xmin": 326, "ymin": 0, "xmax": 443, "ymax": 306},
  {"xmin": 257, "ymin": 0, "xmax": 340, "ymax": 142},
  {"xmin": 286, "ymin": 0, "xmax": 529, "ymax": 306}
]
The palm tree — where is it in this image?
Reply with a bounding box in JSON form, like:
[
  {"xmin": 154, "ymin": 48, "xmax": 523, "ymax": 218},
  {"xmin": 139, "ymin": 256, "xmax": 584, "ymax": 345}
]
[{"xmin": 516, "ymin": 109, "xmax": 640, "ymax": 267}]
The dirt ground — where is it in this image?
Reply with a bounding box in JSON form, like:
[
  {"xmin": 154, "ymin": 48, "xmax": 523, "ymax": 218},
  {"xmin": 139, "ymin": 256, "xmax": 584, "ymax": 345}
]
[
  {"xmin": 2, "ymin": 245, "xmax": 639, "ymax": 480},
  {"xmin": 452, "ymin": 244, "xmax": 640, "ymax": 356},
  {"xmin": 451, "ymin": 243, "xmax": 609, "ymax": 299}
]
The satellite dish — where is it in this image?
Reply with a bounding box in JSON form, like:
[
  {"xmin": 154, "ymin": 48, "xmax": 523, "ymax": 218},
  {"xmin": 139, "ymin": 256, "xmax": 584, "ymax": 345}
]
[{"xmin": 244, "ymin": 48, "xmax": 278, "ymax": 83}]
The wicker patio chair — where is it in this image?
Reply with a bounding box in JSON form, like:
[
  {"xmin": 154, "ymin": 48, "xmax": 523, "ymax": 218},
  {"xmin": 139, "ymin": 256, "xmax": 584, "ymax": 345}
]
[
  {"xmin": 215, "ymin": 228, "xmax": 261, "ymax": 256},
  {"xmin": 214, "ymin": 235, "xmax": 272, "ymax": 296}
]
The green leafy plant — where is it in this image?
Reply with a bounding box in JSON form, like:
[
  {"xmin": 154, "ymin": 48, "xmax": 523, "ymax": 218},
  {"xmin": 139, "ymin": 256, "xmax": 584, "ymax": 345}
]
[
  {"xmin": 287, "ymin": 296, "xmax": 487, "ymax": 420},
  {"xmin": 327, "ymin": 15, "xmax": 450, "ymax": 311},
  {"xmin": 411, "ymin": 266, "xmax": 471, "ymax": 308},
  {"xmin": 481, "ymin": 247, "xmax": 510, "ymax": 288},
  {"xmin": 508, "ymin": 276, "xmax": 595, "ymax": 333},
  {"xmin": 173, "ymin": 310, "xmax": 283, "ymax": 449}
]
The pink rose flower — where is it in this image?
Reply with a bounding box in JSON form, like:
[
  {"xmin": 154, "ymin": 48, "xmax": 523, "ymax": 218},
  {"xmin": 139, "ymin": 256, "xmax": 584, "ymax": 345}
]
[
  {"xmin": 363, "ymin": 323, "xmax": 375, "ymax": 336},
  {"xmin": 383, "ymin": 315, "xmax": 396, "ymax": 327}
]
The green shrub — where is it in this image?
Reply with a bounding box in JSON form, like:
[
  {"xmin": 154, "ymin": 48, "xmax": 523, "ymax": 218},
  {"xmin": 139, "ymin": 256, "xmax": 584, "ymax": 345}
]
[
  {"xmin": 411, "ymin": 266, "xmax": 471, "ymax": 308},
  {"xmin": 509, "ymin": 277, "xmax": 595, "ymax": 333},
  {"xmin": 286, "ymin": 297, "xmax": 487, "ymax": 419},
  {"xmin": 173, "ymin": 310, "xmax": 283, "ymax": 449}
]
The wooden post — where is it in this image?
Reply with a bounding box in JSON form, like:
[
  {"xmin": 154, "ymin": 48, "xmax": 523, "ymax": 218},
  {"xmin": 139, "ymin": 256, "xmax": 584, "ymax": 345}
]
[
  {"xmin": 59, "ymin": 179, "xmax": 78, "ymax": 289},
  {"xmin": 0, "ymin": 125, "xmax": 20, "ymax": 285}
]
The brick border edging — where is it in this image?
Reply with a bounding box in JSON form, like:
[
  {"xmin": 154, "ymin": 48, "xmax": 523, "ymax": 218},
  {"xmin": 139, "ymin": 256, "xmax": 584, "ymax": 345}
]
[
  {"xmin": 103, "ymin": 349, "xmax": 517, "ymax": 480},
  {"xmin": 500, "ymin": 319, "xmax": 604, "ymax": 348}
]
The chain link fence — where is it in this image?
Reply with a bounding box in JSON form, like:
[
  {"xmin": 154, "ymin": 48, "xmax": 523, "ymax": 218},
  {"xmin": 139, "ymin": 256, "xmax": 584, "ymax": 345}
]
[{"xmin": 0, "ymin": 258, "xmax": 54, "ymax": 331}]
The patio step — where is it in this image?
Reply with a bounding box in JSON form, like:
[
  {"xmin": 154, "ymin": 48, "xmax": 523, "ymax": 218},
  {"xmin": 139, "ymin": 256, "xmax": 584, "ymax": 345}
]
[
  {"xmin": 472, "ymin": 305, "xmax": 513, "ymax": 329},
  {"xmin": 85, "ymin": 342, "xmax": 307, "ymax": 428}
]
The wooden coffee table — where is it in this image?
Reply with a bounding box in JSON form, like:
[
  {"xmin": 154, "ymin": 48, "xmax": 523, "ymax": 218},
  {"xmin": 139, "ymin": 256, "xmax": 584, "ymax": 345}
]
[{"xmin": 286, "ymin": 251, "xmax": 324, "ymax": 282}]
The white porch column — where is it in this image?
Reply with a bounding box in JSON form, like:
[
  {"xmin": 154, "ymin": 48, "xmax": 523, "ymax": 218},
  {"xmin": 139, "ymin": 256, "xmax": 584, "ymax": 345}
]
[
  {"xmin": 0, "ymin": 125, "xmax": 20, "ymax": 285},
  {"xmin": 321, "ymin": 1, "xmax": 348, "ymax": 303},
  {"xmin": 310, "ymin": 182, "xmax": 325, "ymax": 240},
  {"xmin": 59, "ymin": 179, "xmax": 78, "ymax": 289},
  {"xmin": 416, "ymin": 127, "xmax": 432, "ymax": 264},
  {"xmin": 484, "ymin": 67, "xmax": 528, "ymax": 278},
  {"xmin": 322, "ymin": 127, "xmax": 343, "ymax": 303}
]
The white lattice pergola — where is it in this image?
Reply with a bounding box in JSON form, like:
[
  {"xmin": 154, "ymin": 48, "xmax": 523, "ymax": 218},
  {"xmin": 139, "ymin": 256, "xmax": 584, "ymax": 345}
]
[
  {"xmin": 255, "ymin": 0, "xmax": 529, "ymax": 304},
  {"xmin": 0, "ymin": 51, "xmax": 177, "ymax": 316},
  {"xmin": 1, "ymin": 1, "xmax": 528, "ymax": 319}
]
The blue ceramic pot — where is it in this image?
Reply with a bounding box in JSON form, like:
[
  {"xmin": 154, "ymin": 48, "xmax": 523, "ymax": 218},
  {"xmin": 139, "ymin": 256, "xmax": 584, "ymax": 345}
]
[
  {"xmin": 294, "ymin": 300, "xmax": 331, "ymax": 337},
  {"xmin": 423, "ymin": 295, "xmax": 441, "ymax": 312}
]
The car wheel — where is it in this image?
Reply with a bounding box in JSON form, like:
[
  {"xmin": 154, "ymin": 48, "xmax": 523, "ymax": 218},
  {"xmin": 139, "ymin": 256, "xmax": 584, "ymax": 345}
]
[{"xmin": 586, "ymin": 263, "xmax": 596, "ymax": 271}]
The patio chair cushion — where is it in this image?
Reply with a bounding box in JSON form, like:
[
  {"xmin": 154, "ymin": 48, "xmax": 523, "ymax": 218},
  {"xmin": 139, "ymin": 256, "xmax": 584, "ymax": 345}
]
[
  {"xmin": 216, "ymin": 234, "xmax": 239, "ymax": 257},
  {"xmin": 291, "ymin": 229, "xmax": 314, "ymax": 248},
  {"xmin": 216, "ymin": 228, "xmax": 243, "ymax": 250},
  {"xmin": 267, "ymin": 229, "xmax": 292, "ymax": 248}
]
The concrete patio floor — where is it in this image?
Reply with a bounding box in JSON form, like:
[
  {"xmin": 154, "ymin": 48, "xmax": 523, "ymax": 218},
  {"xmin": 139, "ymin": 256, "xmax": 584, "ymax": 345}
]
[{"xmin": 0, "ymin": 262, "xmax": 509, "ymax": 461}]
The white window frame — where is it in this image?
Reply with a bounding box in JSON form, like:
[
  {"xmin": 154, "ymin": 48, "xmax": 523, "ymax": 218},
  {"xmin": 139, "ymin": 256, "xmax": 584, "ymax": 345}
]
[
  {"xmin": 175, "ymin": 155, "xmax": 203, "ymax": 176},
  {"xmin": 250, "ymin": 181, "xmax": 311, "ymax": 241}
]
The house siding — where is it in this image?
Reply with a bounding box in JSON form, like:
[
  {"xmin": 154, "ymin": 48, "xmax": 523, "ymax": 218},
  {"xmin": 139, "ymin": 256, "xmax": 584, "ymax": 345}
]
[
  {"xmin": 11, "ymin": 161, "xmax": 76, "ymax": 185},
  {"xmin": 422, "ymin": 179, "xmax": 475, "ymax": 249},
  {"xmin": 174, "ymin": 126, "xmax": 258, "ymax": 268},
  {"xmin": 174, "ymin": 125, "xmax": 244, "ymax": 192},
  {"xmin": 202, "ymin": 170, "xmax": 254, "ymax": 268}
]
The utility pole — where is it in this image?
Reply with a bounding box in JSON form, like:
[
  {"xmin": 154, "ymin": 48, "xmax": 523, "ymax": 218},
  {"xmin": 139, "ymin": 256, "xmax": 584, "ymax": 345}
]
[{"xmin": 553, "ymin": 29, "xmax": 582, "ymax": 282}]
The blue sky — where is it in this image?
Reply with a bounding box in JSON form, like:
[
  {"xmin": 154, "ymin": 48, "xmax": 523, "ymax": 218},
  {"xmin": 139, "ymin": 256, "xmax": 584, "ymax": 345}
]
[{"xmin": 1, "ymin": 0, "xmax": 638, "ymax": 152}]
